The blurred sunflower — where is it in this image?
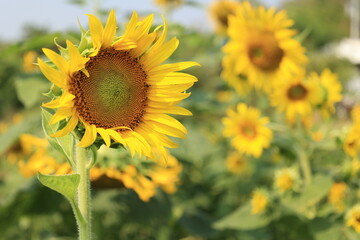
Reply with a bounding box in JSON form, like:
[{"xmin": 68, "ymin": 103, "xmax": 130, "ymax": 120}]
[
  {"xmin": 154, "ymin": 0, "xmax": 183, "ymax": 9},
  {"xmin": 270, "ymin": 75, "xmax": 321, "ymax": 122},
  {"xmin": 147, "ymin": 153, "xmax": 182, "ymax": 194},
  {"xmin": 274, "ymin": 167, "xmax": 299, "ymax": 193},
  {"xmin": 346, "ymin": 205, "xmax": 360, "ymax": 233},
  {"xmin": 23, "ymin": 51, "xmax": 39, "ymax": 73},
  {"xmin": 226, "ymin": 151, "xmax": 248, "ymax": 174},
  {"xmin": 209, "ymin": 0, "xmax": 240, "ymax": 34},
  {"xmin": 344, "ymin": 125, "xmax": 360, "ymax": 158},
  {"xmin": 222, "ymin": 56, "xmax": 251, "ymax": 97},
  {"xmin": 351, "ymin": 105, "xmax": 360, "ymax": 123},
  {"xmin": 251, "ymin": 189, "xmax": 269, "ymax": 215},
  {"xmin": 11, "ymin": 134, "xmax": 183, "ymax": 202},
  {"xmin": 39, "ymin": 10, "xmax": 199, "ymax": 160},
  {"xmin": 222, "ymin": 1, "xmax": 307, "ymax": 90},
  {"xmin": 328, "ymin": 182, "xmax": 347, "ymax": 212},
  {"xmin": 307, "ymin": 69, "xmax": 342, "ymax": 118},
  {"xmin": 223, "ymin": 103, "xmax": 272, "ymax": 158}
]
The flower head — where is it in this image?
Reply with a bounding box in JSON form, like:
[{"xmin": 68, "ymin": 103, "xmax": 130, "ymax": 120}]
[
  {"xmin": 222, "ymin": 1, "xmax": 307, "ymax": 91},
  {"xmin": 223, "ymin": 103, "xmax": 272, "ymax": 158},
  {"xmin": 307, "ymin": 69, "xmax": 342, "ymax": 118},
  {"xmin": 344, "ymin": 124, "xmax": 360, "ymax": 158},
  {"xmin": 154, "ymin": 0, "xmax": 183, "ymax": 9},
  {"xmin": 209, "ymin": 0, "xmax": 240, "ymax": 34},
  {"xmin": 251, "ymin": 189, "xmax": 269, "ymax": 214},
  {"xmin": 270, "ymin": 74, "xmax": 322, "ymax": 122},
  {"xmin": 346, "ymin": 205, "xmax": 360, "ymax": 233},
  {"xmin": 147, "ymin": 153, "xmax": 182, "ymax": 194},
  {"xmin": 274, "ymin": 167, "xmax": 299, "ymax": 193},
  {"xmin": 39, "ymin": 10, "xmax": 199, "ymax": 160},
  {"xmin": 328, "ymin": 182, "xmax": 347, "ymax": 212},
  {"xmin": 23, "ymin": 51, "xmax": 39, "ymax": 73},
  {"xmin": 226, "ymin": 151, "xmax": 248, "ymax": 174},
  {"xmin": 222, "ymin": 56, "xmax": 251, "ymax": 97}
]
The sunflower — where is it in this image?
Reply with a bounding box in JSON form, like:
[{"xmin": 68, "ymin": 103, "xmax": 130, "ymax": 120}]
[
  {"xmin": 23, "ymin": 51, "xmax": 39, "ymax": 73},
  {"xmin": 344, "ymin": 124, "xmax": 360, "ymax": 158},
  {"xmin": 328, "ymin": 182, "xmax": 347, "ymax": 212},
  {"xmin": 223, "ymin": 103, "xmax": 272, "ymax": 158},
  {"xmin": 226, "ymin": 151, "xmax": 248, "ymax": 174},
  {"xmin": 222, "ymin": 56, "xmax": 251, "ymax": 97},
  {"xmin": 222, "ymin": 1, "xmax": 307, "ymax": 90},
  {"xmin": 274, "ymin": 167, "xmax": 299, "ymax": 193},
  {"xmin": 251, "ymin": 189, "xmax": 269, "ymax": 215},
  {"xmin": 346, "ymin": 205, "xmax": 360, "ymax": 233},
  {"xmin": 209, "ymin": 0, "xmax": 240, "ymax": 34},
  {"xmin": 351, "ymin": 105, "xmax": 360, "ymax": 123},
  {"xmin": 270, "ymin": 74, "xmax": 322, "ymax": 122},
  {"xmin": 307, "ymin": 69, "xmax": 342, "ymax": 118},
  {"xmin": 154, "ymin": 0, "xmax": 183, "ymax": 9},
  {"xmin": 39, "ymin": 10, "xmax": 199, "ymax": 160}
]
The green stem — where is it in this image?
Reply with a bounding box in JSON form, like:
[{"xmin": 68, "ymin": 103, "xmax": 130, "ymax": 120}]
[
  {"xmin": 74, "ymin": 141, "xmax": 92, "ymax": 240},
  {"xmin": 296, "ymin": 146, "xmax": 312, "ymax": 186}
]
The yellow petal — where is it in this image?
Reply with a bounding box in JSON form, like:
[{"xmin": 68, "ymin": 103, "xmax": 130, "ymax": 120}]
[
  {"xmin": 132, "ymin": 14, "xmax": 154, "ymax": 41},
  {"xmin": 102, "ymin": 9, "xmax": 117, "ymax": 48},
  {"xmin": 142, "ymin": 37, "xmax": 179, "ymax": 70},
  {"xmin": 149, "ymin": 61, "xmax": 200, "ymax": 74},
  {"xmin": 50, "ymin": 107, "xmax": 73, "ymax": 124},
  {"xmin": 107, "ymin": 129, "xmax": 126, "ymax": 145},
  {"xmin": 51, "ymin": 115, "xmax": 79, "ymax": 138},
  {"xmin": 123, "ymin": 11, "xmax": 138, "ymax": 39},
  {"xmin": 147, "ymin": 106, "xmax": 192, "ymax": 116},
  {"xmin": 42, "ymin": 48, "xmax": 69, "ymax": 74},
  {"xmin": 147, "ymin": 72, "xmax": 198, "ymax": 85},
  {"xmin": 149, "ymin": 15, "xmax": 167, "ymax": 51},
  {"xmin": 67, "ymin": 40, "xmax": 89, "ymax": 73},
  {"xmin": 37, "ymin": 58, "xmax": 67, "ymax": 88},
  {"xmin": 146, "ymin": 120, "xmax": 186, "ymax": 139},
  {"xmin": 97, "ymin": 128, "xmax": 111, "ymax": 147},
  {"xmin": 42, "ymin": 92, "xmax": 75, "ymax": 109},
  {"xmin": 42, "ymin": 98, "xmax": 61, "ymax": 109},
  {"xmin": 78, "ymin": 123, "xmax": 97, "ymax": 148},
  {"xmin": 86, "ymin": 13, "xmax": 104, "ymax": 50},
  {"xmin": 144, "ymin": 114, "xmax": 187, "ymax": 135},
  {"xmin": 130, "ymin": 131, "xmax": 151, "ymax": 156},
  {"xmin": 131, "ymin": 32, "xmax": 156, "ymax": 58},
  {"xmin": 112, "ymin": 39, "xmax": 137, "ymax": 51}
]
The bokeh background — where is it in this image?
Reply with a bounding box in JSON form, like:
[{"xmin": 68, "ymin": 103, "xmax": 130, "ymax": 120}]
[{"xmin": 1, "ymin": 0, "xmax": 360, "ymax": 239}]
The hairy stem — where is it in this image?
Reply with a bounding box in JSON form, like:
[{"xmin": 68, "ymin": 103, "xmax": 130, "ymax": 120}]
[
  {"xmin": 296, "ymin": 146, "xmax": 312, "ymax": 186},
  {"xmin": 74, "ymin": 141, "xmax": 91, "ymax": 240}
]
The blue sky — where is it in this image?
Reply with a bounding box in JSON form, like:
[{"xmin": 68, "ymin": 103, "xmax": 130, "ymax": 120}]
[{"xmin": 0, "ymin": 0, "xmax": 284, "ymax": 41}]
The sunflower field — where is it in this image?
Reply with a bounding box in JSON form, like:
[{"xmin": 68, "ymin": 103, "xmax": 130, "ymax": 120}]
[{"xmin": 1, "ymin": 0, "xmax": 360, "ymax": 239}]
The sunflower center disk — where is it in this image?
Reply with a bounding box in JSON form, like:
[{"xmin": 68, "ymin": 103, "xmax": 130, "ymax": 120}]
[
  {"xmin": 247, "ymin": 32, "xmax": 284, "ymax": 72},
  {"xmin": 241, "ymin": 124, "xmax": 257, "ymax": 139},
  {"xmin": 287, "ymin": 84, "xmax": 308, "ymax": 101},
  {"xmin": 70, "ymin": 48, "xmax": 148, "ymax": 130}
]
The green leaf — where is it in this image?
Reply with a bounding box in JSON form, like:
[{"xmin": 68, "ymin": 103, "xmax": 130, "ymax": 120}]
[
  {"xmin": 37, "ymin": 173, "xmax": 80, "ymax": 203},
  {"xmin": 282, "ymin": 174, "xmax": 332, "ymax": 217},
  {"xmin": 213, "ymin": 203, "xmax": 273, "ymax": 230},
  {"xmin": 15, "ymin": 77, "xmax": 49, "ymax": 108},
  {"xmin": 309, "ymin": 218, "xmax": 342, "ymax": 240},
  {"xmin": 41, "ymin": 108, "xmax": 74, "ymax": 164}
]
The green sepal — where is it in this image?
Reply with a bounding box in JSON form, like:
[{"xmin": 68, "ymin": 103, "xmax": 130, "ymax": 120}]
[
  {"xmin": 78, "ymin": 30, "xmax": 90, "ymax": 55},
  {"xmin": 37, "ymin": 173, "xmax": 80, "ymax": 203},
  {"xmin": 41, "ymin": 108, "xmax": 75, "ymax": 167},
  {"xmin": 54, "ymin": 37, "xmax": 69, "ymax": 59}
]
